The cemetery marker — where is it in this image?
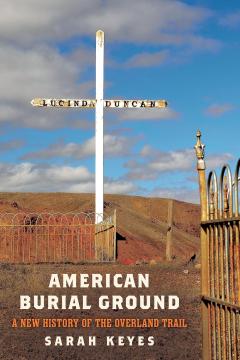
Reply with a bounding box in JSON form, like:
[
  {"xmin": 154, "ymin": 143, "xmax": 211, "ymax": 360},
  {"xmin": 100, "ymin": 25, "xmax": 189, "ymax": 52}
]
[{"xmin": 31, "ymin": 30, "xmax": 168, "ymax": 223}]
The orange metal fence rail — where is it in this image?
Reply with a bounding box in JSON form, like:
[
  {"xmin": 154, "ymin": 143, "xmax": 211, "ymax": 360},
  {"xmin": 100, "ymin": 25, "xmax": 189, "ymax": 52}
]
[{"xmin": 0, "ymin": 211, "xmax": 116, "ymax": 263}]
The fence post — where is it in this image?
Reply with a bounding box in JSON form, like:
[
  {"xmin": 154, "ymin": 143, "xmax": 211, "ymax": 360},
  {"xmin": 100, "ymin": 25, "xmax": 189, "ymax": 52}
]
[
  {"xmin": 194, "ymin": 130, "xmax": 209, "ymax": 360},
  {"xmin": 166, "ymin": 199, "xmax": 173, "ymax": 261},
  {"xmin": 113, "ymin": 209, "xmax": 117, "ymax": 261}
]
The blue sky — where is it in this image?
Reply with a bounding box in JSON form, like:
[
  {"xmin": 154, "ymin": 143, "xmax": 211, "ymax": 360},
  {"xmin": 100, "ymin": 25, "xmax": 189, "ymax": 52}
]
[{"xmin": 0, "ymin": 0, "xmax": 240, "ymax": 202}]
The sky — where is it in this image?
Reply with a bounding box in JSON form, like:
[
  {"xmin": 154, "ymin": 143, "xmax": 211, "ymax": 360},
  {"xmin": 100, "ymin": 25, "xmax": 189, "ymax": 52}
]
[{"xmin": 0, "ymin": 0, "xmax": 240, "ymax": 203}]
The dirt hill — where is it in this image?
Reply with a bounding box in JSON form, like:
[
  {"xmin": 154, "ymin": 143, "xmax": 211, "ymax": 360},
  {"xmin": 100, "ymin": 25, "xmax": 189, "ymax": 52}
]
[{"xmin": 0, "ymin": 192, "xmax": 200, "ymax": 263}]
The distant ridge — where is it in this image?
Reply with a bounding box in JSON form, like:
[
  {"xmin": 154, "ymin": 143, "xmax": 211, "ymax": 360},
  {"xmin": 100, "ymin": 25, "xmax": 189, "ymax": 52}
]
[{"xmin": 0, "ymin": 192, "xmax": 200, "ymax": 263}]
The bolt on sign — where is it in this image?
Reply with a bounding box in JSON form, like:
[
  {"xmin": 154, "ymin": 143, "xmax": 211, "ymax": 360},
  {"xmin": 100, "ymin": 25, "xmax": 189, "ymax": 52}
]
[{"xmin": 31, "ymin": 30, "xmax": 168, "ymax": 224}]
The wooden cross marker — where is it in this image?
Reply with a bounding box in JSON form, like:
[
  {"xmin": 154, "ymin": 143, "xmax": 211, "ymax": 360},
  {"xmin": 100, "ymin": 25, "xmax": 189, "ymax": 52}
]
[{"xmin": 31, "ymin": 30, "xmax": 168, "ymax": 224}]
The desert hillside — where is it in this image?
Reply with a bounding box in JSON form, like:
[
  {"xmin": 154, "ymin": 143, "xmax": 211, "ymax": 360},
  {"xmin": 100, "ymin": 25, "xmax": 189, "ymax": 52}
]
[{"xmin": 0, "ymin": 192, "xmax": 200, "ymax": 263}]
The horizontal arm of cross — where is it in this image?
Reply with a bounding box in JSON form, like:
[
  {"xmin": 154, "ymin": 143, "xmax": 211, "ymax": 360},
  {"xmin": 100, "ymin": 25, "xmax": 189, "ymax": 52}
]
[{"xmin": 31, "ymin": 98, "xmax": 168, "ymax": 108}]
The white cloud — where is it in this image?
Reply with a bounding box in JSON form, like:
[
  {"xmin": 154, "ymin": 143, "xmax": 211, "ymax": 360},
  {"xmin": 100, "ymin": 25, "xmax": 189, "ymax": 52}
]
[
  {"xmin": 124, "ymin": 50, "xmax": 169, "ymax": 68},
  {"xmin": 66, "ymin": 182, "xmax": 95, "ymax": 193},
  {"xmin": 119, "ymin": 107, "xmax": 179, "ymax": 121},
  {"xmin": 0, "ymin": 45, "xmax": 79, "ymax": 103},
  {"xmin": 0, "ymin": 44, "xmax": 95, "ymax": 129},
  {"xmin": 140, "ymin": 145, "xmax": 154, "ymax": 157},
  {"xmin": 0, "ymin": 139, "xmax": 25, "ymax": 152},
  {"xmin": 124, "ymin": 148, "xmax": 195, "ymax": 180},
  {"xmin": 207, "ymin": 153, "xmax": 234, "ymax": 169},
  {"xmin": 182, "ymin": 34, "xmax": 221, "ymax": 52},
  {"xmin": 21, "ymin": 134, "xmax": 134, "ymax": 160},
  {"xmin": 67, "ymin": 179, "xmax": 138, "ymax": 195},
  {"xmin": 0, "ymin": 162, "xmax": 137, "ymax": 195},
  {"xmin": 219, "ymin": 11, "xmax": 240, "ymax": 28},
  {"xmin": 125, "ymin": 145, "xmax": 234, "ymax": 180},
  {"xmin": 0, "ymin": 1, "xmax": 220, "ymax": 129},
  {"xmin": 0, "ymin": 43, "xmax": 177, "ymax": 129},
  {"xmin": 124, "ymin": 159, "xmax": 158, "ymax": 180},
  {"xmin": 0, "ymin": 1, "xmax": 214, "ymax": 46},
  {"xmin": 104, "ymin": 180, "xmax": 139, "ymax": 194},
  {"xmin": 122, "ymin": 35, "xmax": 221, "ymax": 69},
  {"xmin": 150, "ymin": 186, "xmax": 199, "ymax": 204},
  {"xmin": 149, "ymin": 149, "xmax": 194, "ymax": 172},
  {"xmin": 205, "ymin": 103, "xmax": 234, "ymax": 117},
  {"xmin": 0, "ymin": 162, "xmax": 93, "ymax": 192}
]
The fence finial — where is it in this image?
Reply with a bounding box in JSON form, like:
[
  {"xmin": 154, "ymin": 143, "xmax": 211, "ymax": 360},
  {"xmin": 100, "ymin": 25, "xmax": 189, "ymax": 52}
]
[
  {"xmin": 194, "ymin": 130, "xmax": 205, "ymax": 170},
  {"xmin": 194, "ymin": 130, "xmax": 207, "ymax": 221}
]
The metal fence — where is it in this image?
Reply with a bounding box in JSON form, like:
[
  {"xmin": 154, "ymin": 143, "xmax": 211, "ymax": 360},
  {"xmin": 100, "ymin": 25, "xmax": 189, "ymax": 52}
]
[
  {"xmin": 0, "ymin": 211, "xmax": 116, "ymax": 263},
  {"xmin": 195, "ymin": 130, "xmax": 240, "ymax": 360}
]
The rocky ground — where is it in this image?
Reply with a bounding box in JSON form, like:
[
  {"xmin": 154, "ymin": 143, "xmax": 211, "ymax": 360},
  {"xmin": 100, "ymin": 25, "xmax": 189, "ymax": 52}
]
[{"xmin": 0, "ymin": 262, "xmax": 201, "ymax": 360}]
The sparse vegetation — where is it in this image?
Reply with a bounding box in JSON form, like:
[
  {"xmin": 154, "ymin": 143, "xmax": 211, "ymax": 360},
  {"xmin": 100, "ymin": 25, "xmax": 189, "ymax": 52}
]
[{"xmin": 0, "ymin": 263, "xmax": 201, "ymax": 360}]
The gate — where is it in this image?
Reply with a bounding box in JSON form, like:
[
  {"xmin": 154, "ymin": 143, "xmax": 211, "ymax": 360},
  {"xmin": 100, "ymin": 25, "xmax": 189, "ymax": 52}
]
[
  {"xmin": 0, "ymin": 211, "xmax": 116, "ymax": 263},
  {"xmin": 195, "ymin": 130, "xmax": 240, "ymax": 359}
]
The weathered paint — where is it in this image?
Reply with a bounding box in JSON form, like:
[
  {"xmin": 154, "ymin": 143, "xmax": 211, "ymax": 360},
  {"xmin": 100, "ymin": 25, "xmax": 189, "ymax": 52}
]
[
  {"xmin": 95, "ymin": 29, "xmax": 104, "ymax": 224},
  {"xmin": 31, "ymin": 98, "xmax": 168, "ymax": 108},
  {"xmin": 195, "ymin": 131, "xmax": 240, "ymax": 360},
  {"xmin": 0, "ymin": 211, "xmax": 116, "ymax": 263}
]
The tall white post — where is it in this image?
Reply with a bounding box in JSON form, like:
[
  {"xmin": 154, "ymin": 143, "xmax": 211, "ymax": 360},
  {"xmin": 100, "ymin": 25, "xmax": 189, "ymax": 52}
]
[
  {"xmin": 95, "ymin": 30, "xmax": 104, "ymax": 224},
  {"xmin": 31, "ymin": 29, "xmax": 167, "ymax": 227}
]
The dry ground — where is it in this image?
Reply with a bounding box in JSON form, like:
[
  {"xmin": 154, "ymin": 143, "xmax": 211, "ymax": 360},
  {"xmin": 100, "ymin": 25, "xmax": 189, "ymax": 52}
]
[
  {"xmin": 0, "ymin": 193, "xmax": 202, "ymax": 359},
  {"xmin": 0, "ymin": 262, "xmax": 201, "ymax": 360}
]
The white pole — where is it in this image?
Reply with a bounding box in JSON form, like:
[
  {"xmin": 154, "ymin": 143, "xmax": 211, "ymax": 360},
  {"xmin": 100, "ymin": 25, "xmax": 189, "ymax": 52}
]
[{"xmin": 95, "ymin": 30, "xmax": 104, "ymax": 224}]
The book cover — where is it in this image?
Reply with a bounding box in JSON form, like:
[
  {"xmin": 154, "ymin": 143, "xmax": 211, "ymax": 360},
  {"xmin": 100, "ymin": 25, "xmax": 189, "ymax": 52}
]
[{"xmin": 0, "ymin": 2, "xmax": 239, "ymax": 359}]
